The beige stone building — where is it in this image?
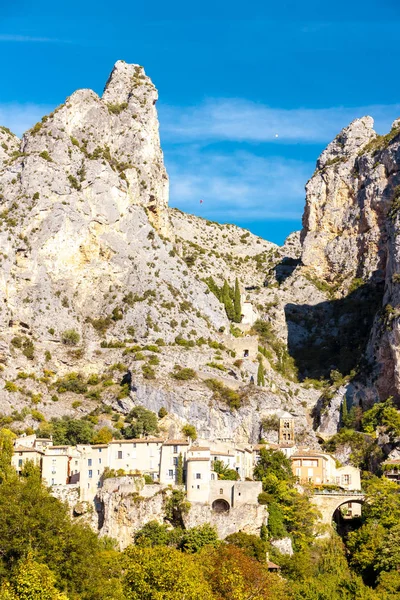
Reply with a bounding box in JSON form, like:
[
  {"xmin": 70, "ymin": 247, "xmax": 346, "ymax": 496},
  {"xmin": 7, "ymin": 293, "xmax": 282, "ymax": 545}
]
[
  {"xmin": 291, "ymin": 451, "xmax": 361, "ymax": 491},
  {"xmin": 159, "ymin": 439, "xmax": 190, "ymax": 484}
]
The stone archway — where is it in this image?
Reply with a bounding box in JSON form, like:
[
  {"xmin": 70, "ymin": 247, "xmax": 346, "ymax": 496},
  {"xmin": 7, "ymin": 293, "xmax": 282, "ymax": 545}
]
[
  {"xmin": 311, "ymin": 493, "xmax": 365, "ymax": 525},
  {"xmin": 212, "ymin": 498, "xmax": 230, "ymax": 513}
]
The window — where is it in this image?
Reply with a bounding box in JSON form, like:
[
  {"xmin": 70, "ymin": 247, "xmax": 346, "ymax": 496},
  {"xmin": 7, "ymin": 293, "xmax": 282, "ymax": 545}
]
[
  {"xmin": 342, "ymin": 474, "xmax": 351, "ymax": 485},
  {"xmin": 18, "ymin": 459, "xmax": 22, "ymax": 467},
  {"xmin": 197, "ymin": 485, "xmax": 200, "ymax": 489},
  {"xmin": 51, "ymin": 478, "xmax": 55, "ymax": 485},
  {"xmin": 88, "ymin": 459, "xmax": 92, "ymax": 466},
  {"xmin": 173, "ymin": 445, "xmax": 178, "ymax": 454},
  {"xmin": 168, "ymin": 469, "xmax": 173, "ymax": 477},
  {"xmin": 88, "ymin": 470, "xmax": 93, "ymax": 478},
  {"xmin": 118, "ymin": 451, "xmax": 122, "ymax": 460},
  {"xmin": 220, "ymin": 488, "xmax": 223, "ymax": 494},
  {"xmin": 173, "ymin": 457, "xmax": 178, "ymax": 466},
  {"xmin": 284, "ymin": 421, "xmax": 290, "ymax": 429},
  {"xmin": 244, "ymin": 349, "xmax": 249, "ymax": 357},
  {"xmin": 98, "ymin": 448, "xmax": 102, "ymax": 453},
  {"xmin": 196, "ymin": 473, "xmax": 201, "ymax": 479},
  {"xmin": 303, "ymin": 460, "xmax": 318, "ymax": 467},
  {"xmin": 99, "ymin": 458, "xmax": 102, "ymax": 464}
]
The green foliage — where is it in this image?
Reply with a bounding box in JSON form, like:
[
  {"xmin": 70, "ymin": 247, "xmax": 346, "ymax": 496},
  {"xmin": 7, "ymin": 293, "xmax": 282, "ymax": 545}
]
[
  {"xmin": 212, "ymin": 459, "xmax": 239, "ymax": 481},
  {"xmin": 254, "ymin": 448, "xmax": 317, "ymax": 548},
  {"xmin": 176, "ymin": 453, "xmax": 184, "ymax": 485},
  {"xmin": 158, "ymin": 407, "xmax": 167, "ymax": 418},
  {"xmin": 221, "ymin": 280, "xmax": 235, "ymax": 320},
  {"xmin": 322, "ymin": 429, "xmax": 382, "ymax": 470},
  {"xmin": 141, "ymin": 364, "xmax": 156, "ymax": 380},
  {"xmin": 257, "ymin": 361, "xmax": 265, "ymax": 386},
  {"xmin": 361, "ymin": 397, "xmax": 400, "ymax": 440},
  {"xmin": 233, "ymin": 278, "xmax": 242, "ymax": 323},
  {"xmin": 7, "ymin": 553, "xmax": 69, "ymax": 599},
  {"xmin": 225, "ymin": 532, "xmax": 268, "ymax": 562},
  {"xmin": 61, "ymin": 329, "xmax": 80, "ymax": 346},
  {"xmin": 39, "ymin": 150, "xmax": 52, "ymax": 162},
  {"xmin": 55, "ymin": 372, "xmax": 87, "ymax": 394},
  {"xmin": 164, "ymin": 489, "xmax": 190, "ymax": 528},
  {"xmin": 122, "ymin": 406, "xmax": 158, "ymax": 439},
  {"xmin": 253, "ymin": 320, "xmax": 298, "ymax": 381},
  {"xmin": 0, "ymin": 453, "xmax": 121, "ymax": 599},
  {"xmin": 107, "ymin": 102, "xmax": 128, "ymax": 115},
  {"xmin": 37, "ymin": 416, "xmax": 94, "ymax": 446},
  {"xmin": 181, "ymin": 424, "xmax": 197, "ymax": 441},
  {"xmin": 122, "ymin": 546, "xmax": 213, "ymax": 600},
  {"xmin": 179, "ymin": 524, "xmax": 219, "ymax": 553},
  {"xmin": 204, "ymin": 378, "xmax": 242, "ymax": 410},
  {"xmin": 170, "ymin": 366, "xmax": 196, "ymax": 380},
  {"xmin": 133, "ymin": 521, "xmax": 179, "ymax": 548}
]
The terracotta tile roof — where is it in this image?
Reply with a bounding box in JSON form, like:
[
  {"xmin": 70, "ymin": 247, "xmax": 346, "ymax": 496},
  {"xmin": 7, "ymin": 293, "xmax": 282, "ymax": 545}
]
[
  {"xmin": 109, "ymin": 438, "xmax": 164, "ymax": 445},
  {"xmin": 211, "ymin": 451, "xmax": 233, "ymax": 457},
  {"xmin": 267, "ymin": 561, "xmax": 281, "ymax": 570},
  {"xmin": 383, "ymin": 459, "xmax": 400, "ymax": 464},
  {"xmin": 14, "ymin": 445, "xmax": 44, "ymax": 454},
  {"xmin": 163, "ymin": 440, "xmax": 190, "ymax": 446},
  {"xmin": 189, "ymin": 447, "xmax": 210, "ymax": 451},
  {"xmin": 187, "ymin": 457, "xmax": 210, "ymax": 462}
]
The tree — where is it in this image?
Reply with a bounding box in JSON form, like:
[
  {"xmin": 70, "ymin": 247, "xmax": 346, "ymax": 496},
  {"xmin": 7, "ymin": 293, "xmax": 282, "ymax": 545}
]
[
  {"xmin": 124, "ymin": 406, "xmax": 158, "ymax": 438},
  {"xmin": 0, "ymin": 457, "xmax": 120, "ymax": 598},
  {"xmin": 134, "ymin": 521, "xmax": 178, "ymax": 548},
  {"xmin": 200, "ymin": 544, "xmax": 288, "ymax": 600},
  {"xmin": 42, "ymin": 417, "xmax": 94, "ymax": 446},
  {"xmin": 0, "ymin": 429, "xmax": 16, "ymax": 483},
  {"xmin": 233, "ymin": 278, "xmax": 242, "ymax": 323},
  {"xmin": 122, "ymin": 546, "xmax": 214, "ymax": 600},
  {"xmin": 212, "ymin": 460, "xmax": 239, "ymax": 481},
  {"xmin": 182, "ymin": 424, "xmax": 197, "ymax": 441},
  {"xmin": 92, "ymin": 427, "xmax": 114, "ymax": 445},
  {"xmin": 9, "ymin": 553, "xmax": 69, "ymax": 600},
  {"xmin": 257, "ymin": 361, "xmax": 265, "ymax": 387},
  {"xmin": 176, "ymin": 453, "xmax": 184, "ymax": 485},
  {"xmin": 222, "ymin": 280, "xmax": 235, "ymax": 321},
  {"xmin": 179, "ymin": 524, "xmax": 219, "ymax": 553},
  {"xmin": 362, "ymin": 398, "xmax": 400, "ymax": 440},
  {"xmin": 254, "ymin": 448, "xmax": 295, "ymax": 484},
  {"xmin": 225, "ymin": 532, "xmax": 268, "ymax": 562}
]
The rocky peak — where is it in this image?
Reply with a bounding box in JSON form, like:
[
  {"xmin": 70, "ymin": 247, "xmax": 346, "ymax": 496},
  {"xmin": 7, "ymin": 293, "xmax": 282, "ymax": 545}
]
[{"xmin": 317, "ymin": 116, "xmax": 376, "ymax": 170}]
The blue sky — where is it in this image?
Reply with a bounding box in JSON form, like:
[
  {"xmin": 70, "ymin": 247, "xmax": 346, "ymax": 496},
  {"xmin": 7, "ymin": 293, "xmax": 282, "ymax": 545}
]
[{"xmin": 1, "ymin": 0, "xmax": 400, "ymax": 244}]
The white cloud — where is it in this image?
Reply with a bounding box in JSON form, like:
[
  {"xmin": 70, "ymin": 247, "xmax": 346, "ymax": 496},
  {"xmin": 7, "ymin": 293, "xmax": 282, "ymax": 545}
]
[
  {"xmin": 0, "ymin": 103, "xmax": 53, "ymax": 137},
  {"xmin": 159, "ymin": 99, "xmax": 400, "ymax": 144},
  {"xmin": 166, "ymin": 147, "xmax": 311, "ymax": 222},
  {"xmin": 0, "ymin": 34, "xmax": 70, "ymax": 43}
]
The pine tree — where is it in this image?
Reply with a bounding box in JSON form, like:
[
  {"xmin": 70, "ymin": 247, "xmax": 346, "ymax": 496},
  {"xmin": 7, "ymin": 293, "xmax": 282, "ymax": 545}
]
[
  {"xmin": 233, "ymin": 278, "xmax": 242, "ymax": 323},
  {"xmin": 222, "ymin": 280, "xmax": 235, "ymax": 321},
  {"xmin": 176, "ymin": 453, "xmax": 184, "ymax": 485},
  {"xmin": 260, "ymin": 523, "xmax": 268, "ymax": 541},
  {"xmin": 257, "ymin": 361, "xmax": 265, "ymax": 387},
  {"xmin": 341, "ymin": 397, "xmax": 349, "ymax": 428}
]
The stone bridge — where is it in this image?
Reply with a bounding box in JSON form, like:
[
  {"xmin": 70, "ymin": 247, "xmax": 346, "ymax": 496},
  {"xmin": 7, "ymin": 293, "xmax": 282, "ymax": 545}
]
[{"xmin": 311, "ymin": 491, "xmax": 365, "ymax": 524}]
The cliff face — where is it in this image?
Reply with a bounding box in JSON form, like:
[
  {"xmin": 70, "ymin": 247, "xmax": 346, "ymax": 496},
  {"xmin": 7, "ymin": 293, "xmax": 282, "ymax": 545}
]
[
  {"xmin": 1, "ymin": 58, "xmax": 399, "ymax": 445},
  {"xmin": 0, "ymin": 61, "xmax": 321, "ymax": 445},
  {"xmin": 300, "ymin": 115, "xmax": 400, "ymax": 403}
]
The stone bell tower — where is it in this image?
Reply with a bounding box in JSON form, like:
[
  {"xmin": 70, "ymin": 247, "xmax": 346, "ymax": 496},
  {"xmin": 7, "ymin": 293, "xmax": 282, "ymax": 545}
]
[{"xmin": 279, "ymin": 418, "xmax": 295, "ymax": 445}]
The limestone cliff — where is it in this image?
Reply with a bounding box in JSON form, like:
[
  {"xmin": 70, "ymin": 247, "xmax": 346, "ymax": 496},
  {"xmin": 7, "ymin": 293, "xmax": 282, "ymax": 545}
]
[
  {"xmin": 300, "ymin": 115, "xmax": 400, "ymax": 404},
  {"xmin": 0, "ymin": 61, "xmax": 320, "ymax": 446}
]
